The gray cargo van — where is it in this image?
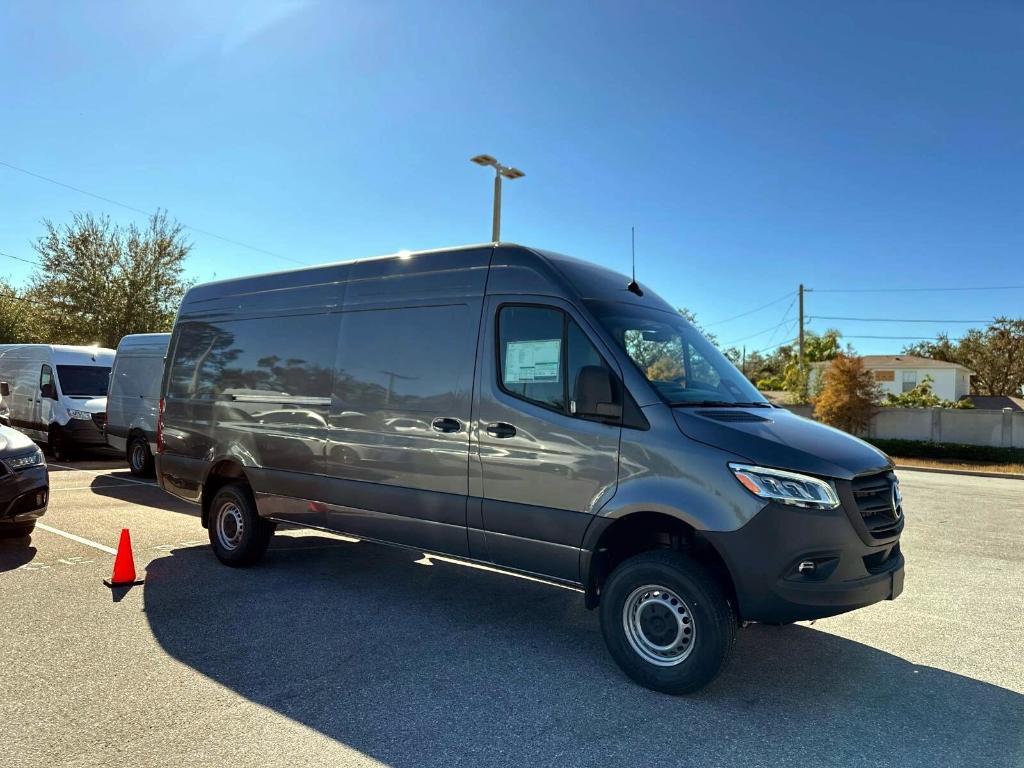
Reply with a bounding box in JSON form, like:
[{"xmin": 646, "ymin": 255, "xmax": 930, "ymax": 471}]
[
  {"xmin": 106, "ymin": 333, "xmax": 170, "ymax": 477},
  {"xmin": 157, "ymin": 244, "xmax": 905, "ymax": 694}
]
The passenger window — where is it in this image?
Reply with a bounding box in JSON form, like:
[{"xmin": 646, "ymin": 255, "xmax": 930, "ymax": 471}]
[
  {"xmin": 40, "ymin": 365, "xmax": 54, "ymax": 392},
  {"xmin": 498, "ymin": 306, "xmax": 565, "ymax": 412},
  {"xmin": 567, "ymin": 320, "xmax": 621, "ymax": 419}
]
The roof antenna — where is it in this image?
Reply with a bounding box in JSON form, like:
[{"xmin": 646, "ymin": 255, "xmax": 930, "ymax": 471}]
[{"xmin": 627, "ymin": 225, "xmax": 643, "ymax": 296}]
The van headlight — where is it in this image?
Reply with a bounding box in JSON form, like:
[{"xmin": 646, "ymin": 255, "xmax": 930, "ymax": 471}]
[
  {"xmin": 729, "ymin": 463, "xmax": 840, "ymax": 509},
  {"xmin": 3, "ymin": 448, "xmax": 45, "ymax": 471},
  {"xmin": 67, "ymin": 409, "xmax": 92, "ymax": 420}
]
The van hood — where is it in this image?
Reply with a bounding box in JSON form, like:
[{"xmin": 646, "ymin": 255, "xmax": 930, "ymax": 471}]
[
  {"xmin": 67, "ymin": 396, "xmax": 107, "ymax": 413},
  {"xmin": 673, "ymin": 406, "xmax": 891, "ymax": 480}
]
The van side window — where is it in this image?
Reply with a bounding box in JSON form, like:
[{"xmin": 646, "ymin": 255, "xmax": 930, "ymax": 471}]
[
  {"xmin": 40, "ymin": 365, "xmax": 54, "ymax": 393},
  {"xmin": 498, "ymin": 306, "xmax": 565, "ymax": 412},
  {"xmin": 567, "ymin": 319, "xmax": 621, "ymax": 418}
]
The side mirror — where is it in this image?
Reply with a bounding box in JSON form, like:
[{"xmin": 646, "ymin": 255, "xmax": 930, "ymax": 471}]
[
  {"xmin": 572, "ymin": 366, "xmax": 623, "ymax": 421},
  {"xmin": 0, "ymin": 382, "xmax": 9, "ymax": 397},
  {"xmin": 41, "ymin": 382, "xmax": 58, "ymax": 400}
]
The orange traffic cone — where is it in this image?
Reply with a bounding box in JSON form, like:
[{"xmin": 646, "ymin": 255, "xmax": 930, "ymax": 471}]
[{"xmin": 104, "ymin": 528, "xmax": 145, "ymax": 588}]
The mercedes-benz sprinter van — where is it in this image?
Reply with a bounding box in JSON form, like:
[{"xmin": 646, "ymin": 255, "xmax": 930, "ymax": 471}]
[
  {"xmin": 157, "ymin": 244, "xmax": 905, "ymax": 694},
  {"xmin": 106, "ymin": 333, "xmax": 170, "ymax": 476},
  {"xmin": 0, "ymin": 345, "xmax": 115, "ymax": 459}
]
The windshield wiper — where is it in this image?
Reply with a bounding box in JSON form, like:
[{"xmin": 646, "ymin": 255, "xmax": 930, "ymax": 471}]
[{"xmin": 671, "ymin": 400, "xmax": 773, "ymax": 408}]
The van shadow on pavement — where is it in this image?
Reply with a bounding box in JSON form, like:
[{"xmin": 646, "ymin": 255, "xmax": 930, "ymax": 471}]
[
  {"xmin": 144, "ymin": 538, "xmax": 1023, "ymax": 768},
  {"xmin": 88, "ymin": 476, "xmax": 198, "ymax": 517}
]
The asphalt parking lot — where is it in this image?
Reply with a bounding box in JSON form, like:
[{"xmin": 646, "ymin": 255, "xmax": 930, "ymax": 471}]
[{"xmin": 2, "ymin": 458, "xmax": 1022, "ymax": 768}]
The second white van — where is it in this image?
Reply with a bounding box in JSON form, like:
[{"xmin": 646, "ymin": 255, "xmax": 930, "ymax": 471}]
[
  {"xmin": 0, "ymin": 344, "xmax": 115, "ymax": 459},
  {"xmin": 106, "ymin": 333, "xmax": 170, "ymax": 476}
]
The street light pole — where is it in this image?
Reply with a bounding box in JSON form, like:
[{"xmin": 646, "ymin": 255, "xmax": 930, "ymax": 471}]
[
  {"xmin": 471, "ymin": 154, "xmax": 524, "ymax": 242},
  {"xmin": 492, "ymin": 170, "xmax": 502, "ymax": 242}
]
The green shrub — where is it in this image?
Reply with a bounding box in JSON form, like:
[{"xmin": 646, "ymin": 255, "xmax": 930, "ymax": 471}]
[{"xmin": 865, "ymin": 438, "xmax": 1024, "ymax": 464}]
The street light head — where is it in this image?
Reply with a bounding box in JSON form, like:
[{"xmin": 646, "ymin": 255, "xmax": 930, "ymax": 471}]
[
  {"xmin": 500, "ymin": 167, "xmax": 525, "ymax": 180},
  {"xmin": 470, "ymin": 154, "xmax": 498, "ymax": 167}
]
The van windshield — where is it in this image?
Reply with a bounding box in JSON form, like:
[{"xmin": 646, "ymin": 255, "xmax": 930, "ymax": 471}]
[
  {"xmin": 585, "ymin": 301, "xmax": 769, "ymax": 407},
  {"xmin": 56, "ymin": 365, "xmax": 112, "ymax": 398}
]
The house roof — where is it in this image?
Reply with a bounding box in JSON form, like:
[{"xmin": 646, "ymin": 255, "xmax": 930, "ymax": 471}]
[
  {"xmin": 961, "ymin": 395, "xmax": 1024, "ymax": 412},
  {"xmin": 813, "ymin": 355, "xmax": 974, "ymax": 375}
]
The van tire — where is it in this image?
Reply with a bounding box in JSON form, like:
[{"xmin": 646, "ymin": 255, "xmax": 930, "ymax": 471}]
[
  {"xmin": 208, "ymin": 482, "xmax": 273, "ymax": 567},
  {"xmin": 47, "ymin": 426, "xmax": 74, "ymax": 462},
  {"xmin": 599, "ymin": 550, "xmax": 736, "ymax": 695},
  {"xmin": 127, "ymin": 434, "xmax": 155, "ymax": 477}
]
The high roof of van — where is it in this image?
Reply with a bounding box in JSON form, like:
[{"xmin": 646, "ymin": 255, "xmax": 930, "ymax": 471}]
[
  {"xmin": 178, "ymin": 243, "xmax": 673, "ymax": 315},
  {"xmin": 116, "ymin": 333, "xmax": 171, "ymax": 353},
  {"xmin": 0, "ymin": 344, "xmax": 115, "ymax": 364}
]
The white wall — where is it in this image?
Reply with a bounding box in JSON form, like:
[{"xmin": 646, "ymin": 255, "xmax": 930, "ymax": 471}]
[
  {"xmin": 788, "ymin": 406, "xmax": 1022, "ymax": 449},
  {"xmin": 868, "ymin": 367, "xmax": 966, "ymax": 401}
]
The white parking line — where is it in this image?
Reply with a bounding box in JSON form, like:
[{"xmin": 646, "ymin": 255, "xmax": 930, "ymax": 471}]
[
  {"xmin": 47, "ymin": 463, "xmax": 156, "ymax": 487},
  {"xmin": 52, "ymin": 484, "xmax": 157, "ymax": 492},
  {"xmin": 36, "ymin": 523, "xmax": 117, "ymax": 555}
]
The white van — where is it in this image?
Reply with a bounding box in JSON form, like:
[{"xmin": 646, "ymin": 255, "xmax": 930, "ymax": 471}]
[
  {"xmin": 0, "ymin": 344, "xmax": 115, "ymax": 459},
  {"xmin": 106, "ymin": 333, "xmax": 169, "ymax": 476}
]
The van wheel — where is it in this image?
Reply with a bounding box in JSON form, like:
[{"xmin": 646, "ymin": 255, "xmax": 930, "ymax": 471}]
[
  {"xmin": 599, "ymin": 550, "xmax": 736, "ymax": 695},
  {"xmin": 48, "ymin": 426, "xmax": 74, "ymax": 462},
  {"xmin": 208, "ymin": 483, "xmax": 273, "ymax": 567},
  {"xmin": 127, "ymin": 434, "xmax": 154, "ymax": 477}
]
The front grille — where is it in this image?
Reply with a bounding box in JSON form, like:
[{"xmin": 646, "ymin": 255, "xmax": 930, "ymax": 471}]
[
  {"xmin": 92, "ymin": 412, "xmax": 107, "ymax": 431},
  {"xmin": 851, "ymin": 471, "xmax": 902, "ymax": 539}
]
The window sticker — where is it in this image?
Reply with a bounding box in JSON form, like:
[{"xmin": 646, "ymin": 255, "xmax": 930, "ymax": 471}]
[{"xmin": 505, "ymin": 339, "xmax": 561, "ymax": 384}]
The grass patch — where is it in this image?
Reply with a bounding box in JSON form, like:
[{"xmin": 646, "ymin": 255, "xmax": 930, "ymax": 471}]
[{"xmin": 889, "ymin": 457, "xmax": 1024, "ymax": 475}]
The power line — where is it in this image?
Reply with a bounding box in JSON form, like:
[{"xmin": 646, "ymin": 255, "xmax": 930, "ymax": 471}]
[
  {"xmin": 810, "ymin": 285, "xmax": 1024, "ymax": 294},
  {"xmin": 704, "ymin": 291, "xmax": 794, "ymax": 327},
  {"xmin": 841, "ymin": 334, "xmax": 957, "ymax": 340},
  {"xmin": 722, "ymin": 314, "xmax": 798, "ymax": 346},
  {"xmin": 809, "ymin": 315, "xmax": 990, "ymax": 324},
  {"xmin": 754, "ymin": 336, "xmax": 798, "ymax": 355},
  {"xmin": 0, "ymin": 159, "xmax": 308, "ymax": 267},
  {"xmin": 0, "ymin": 249, "xmax": 41, "ymax": 267}
]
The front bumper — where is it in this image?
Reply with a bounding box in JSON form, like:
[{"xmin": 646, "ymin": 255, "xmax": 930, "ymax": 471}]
[
  {"xmin": 64, "ymin": 417, "xmax": 108, "ymax": 447},
  {"xmin": 0, "ymin": 464, "xmax": 49, "ymax": 525},
  {"xmin": 704, "ymin": 500, "xmax": 904, "ymax": 624}
]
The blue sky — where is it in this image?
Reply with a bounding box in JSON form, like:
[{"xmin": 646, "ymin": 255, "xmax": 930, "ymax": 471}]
[{"xmin": 1, "ymin": 1, "xmax": 1021, "ymax": 355}]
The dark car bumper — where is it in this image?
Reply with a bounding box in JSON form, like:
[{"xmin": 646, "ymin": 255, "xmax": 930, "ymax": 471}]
[
  {"xmin": 704, "ymin": 500, "xmax": 904, "ymax": 624},
  {"xmin": 0, "ymin": 464, "xmax": 49, "ymax": 526}
]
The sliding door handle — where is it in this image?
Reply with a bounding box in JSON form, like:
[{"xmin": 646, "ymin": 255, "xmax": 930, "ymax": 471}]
[
  {"xmin": 431, "ymin": 417, "xmax": 463, "ymax": 433},
  {"xmin": 486, "ymin": 422, "xmax": 517, "ymax": 439}
]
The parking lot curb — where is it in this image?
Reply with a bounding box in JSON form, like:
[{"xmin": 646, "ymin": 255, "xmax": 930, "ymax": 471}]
[{"xmin": 894, "ymin": 464, "xmax": 1024, "ymax": 481}]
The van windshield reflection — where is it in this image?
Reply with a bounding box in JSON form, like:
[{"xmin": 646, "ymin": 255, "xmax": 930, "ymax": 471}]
[{"xmin": 584, "ymin": 301, "xmax": 769, "ymax": 407}]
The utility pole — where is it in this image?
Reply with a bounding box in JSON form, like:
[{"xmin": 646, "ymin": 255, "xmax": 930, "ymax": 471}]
[
  {"xmin": 798, "ymin": 283, "xmax": 805, "ymax": 375},
  {"xmin": 470, "ymin": 155, "xmax": 525, "ymax": 242},
  {"xmin": 741, "ymin": 345, "xmax": 747, "ymax": 377}
]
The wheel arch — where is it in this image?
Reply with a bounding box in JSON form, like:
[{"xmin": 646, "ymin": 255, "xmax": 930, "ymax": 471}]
[
  {"xmin": 582, "ymin": 510, "xmax": 738, "ymax": 613},
  {"xmin": 200, "ymin": 458, "xmax": 249, "ymax": 528}
]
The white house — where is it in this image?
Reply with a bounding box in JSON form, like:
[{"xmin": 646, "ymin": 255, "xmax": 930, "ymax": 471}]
[{"xmin": 813, "ymin": 355, "xmax": 974, "ymax": 402}]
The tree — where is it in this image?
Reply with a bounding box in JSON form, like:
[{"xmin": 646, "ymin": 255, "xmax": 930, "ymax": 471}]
[
  {"xmin": 904, "ymin": 318, "xmax": 1024, "ymax": 397},
  {"xmin": 0, "ymin": 278, "xmax": 40, "ymax": 343},
  {"xmin": 813, "ymin": 353, "xmax": 881, "ymax": 434},
  {"xmin": 28, "ymin": 210, "xmax": 191, "ymax": 348},
  {"xmin": 782, "ymin": 329, "xmax": 844, "ymax": 403},
  {"xmin": 880, "ymin": 375, "xmax": 973, "ymax": 409}
]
